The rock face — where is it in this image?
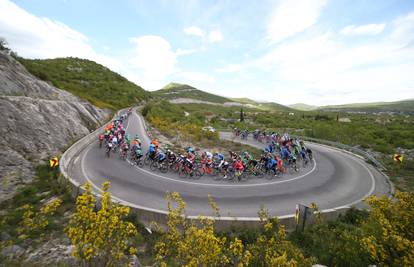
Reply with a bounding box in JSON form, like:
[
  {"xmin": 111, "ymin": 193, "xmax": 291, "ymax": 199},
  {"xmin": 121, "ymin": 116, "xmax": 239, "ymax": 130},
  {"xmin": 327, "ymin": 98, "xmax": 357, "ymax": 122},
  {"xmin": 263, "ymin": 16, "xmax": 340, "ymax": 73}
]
[{"xmin": 0, "ymin": 51, "xmax": 110, "ymax": 201}]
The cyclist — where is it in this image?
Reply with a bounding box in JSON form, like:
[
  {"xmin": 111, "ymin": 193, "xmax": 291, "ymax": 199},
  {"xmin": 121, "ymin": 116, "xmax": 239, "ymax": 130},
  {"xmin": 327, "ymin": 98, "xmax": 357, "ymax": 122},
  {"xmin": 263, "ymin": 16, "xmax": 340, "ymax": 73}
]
[
  {"xmin": 228, "ymin": 150, "xmax": 238, "ymax": 161},
  {"xmin": 234, "ymin": 157, "xmax": 245, "ymax": 181},
  {"xmin": 152, "ymin": 139, "xmax": 159, "ymax": 149},
  {"xmin": 266, "ymin": 156, "xmax": 276, "ymax": 172},
  {"xmin": 214, "ymin": 152, "xmax": 228, "ymax": 179},
  {"xmin": 99, "ymin": 133, "xmax": 104, "ymax": 148},
  {"xmin": 120, "ymin": 142, "xmax": 129, "ymax": 157},
  {"xmin": 166, "ymin": 149, "xmax": 176, "ymax": 164},
  {"xmin": 306, "ymin": 148, "xmax": 313, "ymax": 160},
  {"xmin": 275, "ymin": 155, "xmax": 285, "ymax": 175},
  {"xmin": 149, "ymin": 143, "xmax": 157, "ymax": 160},
  {"xmin": 300, "ymin": 148, "xmax": 308, "ymax": 163},
  {"xmin": 241, "ymin": 151, "xmax": 251, "ymax": 167},
  {"xmin": 111, "ymin": 135, "xmax": 118, "ymax": 151},
  {"xmin": 106, "ymin": 142, "xmax": 113, "ymax": 157},
  {"xmin": 157, "ymin": 151, "xmax": 166, "ymax": 163},
  {"xmin": 134, "ymin": 146, "xmax": 143, "ymax": 161},
  {"xmin": 132, "ymin": 137, "xmax": 141, "ymax": 147},
  {"xmin": 186, "ymin": 148, "xmax": 195, "ymax": 166},
  {"xmin": 288, "ymin": 153, "xmax": 297, "ymax": 167}
]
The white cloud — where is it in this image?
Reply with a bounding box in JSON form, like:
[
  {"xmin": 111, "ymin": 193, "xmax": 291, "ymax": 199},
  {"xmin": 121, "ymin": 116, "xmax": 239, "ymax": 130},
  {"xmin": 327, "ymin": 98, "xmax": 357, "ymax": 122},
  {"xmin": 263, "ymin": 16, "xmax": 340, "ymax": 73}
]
[
  {"xmin": 128, "ymin": 35, "xmax": 178, "ymax": 89},
  {"xmin": 208, "ymin": 30, "xmax": 223, "ymax": 43},
  {"xmin": 0, "ymin": 0, "xmax": 121, "ymax": 71},
  {"xmin": 184, "ymin": 26, "xmax": 205, "ymax": 37},
  {"xmin": 390, "ymin": 11, "xmax": 414, "ymax": 44},
  {"xmin": 175, "ymin": 48, "xmax": 198, "ymax": 56},
  {"xmin": 216, "ymin": 12, "xmax": 414, "ymax": 105},
  {"xmin": 0, "ymin": 0, "xmax": 185, "ymax": 91},
  {"xmin": 340, "ymin": 23, "xmax": 386, "ymax": 36},
  {"xmin": 267, "ymin": 0, "xmax": 327, "ymax": 44}
]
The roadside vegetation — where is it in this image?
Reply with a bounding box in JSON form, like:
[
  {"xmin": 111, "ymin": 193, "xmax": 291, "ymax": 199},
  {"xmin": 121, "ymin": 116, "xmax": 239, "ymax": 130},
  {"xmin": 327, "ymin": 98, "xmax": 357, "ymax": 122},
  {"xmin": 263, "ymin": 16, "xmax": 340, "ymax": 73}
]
[
  {"xmin": 17, "ymin": 57, "xmax": 150, "ymax": 110},
  {"xmin": 1, "ymin": 168, "xmax": 413, "ymax": 266}
]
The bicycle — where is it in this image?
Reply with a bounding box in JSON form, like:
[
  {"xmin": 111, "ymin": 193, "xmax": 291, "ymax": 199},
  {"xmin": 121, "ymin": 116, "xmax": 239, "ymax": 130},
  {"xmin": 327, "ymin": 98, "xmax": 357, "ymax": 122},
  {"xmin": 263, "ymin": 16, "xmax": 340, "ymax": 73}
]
[
  {"xmin": 119, "ymin": 149, "xmax": 128, "ymax": 160},
  {"xmin": 178, "ymin": 162, "xmax": 202, "ymax": 179},
  {"xmin": 150, "ymin": 159, "xmax": 168, "ymax": 173},
  {"xmin": 144, "ymin": 151, "xmax": 156, "ymax": 166}
]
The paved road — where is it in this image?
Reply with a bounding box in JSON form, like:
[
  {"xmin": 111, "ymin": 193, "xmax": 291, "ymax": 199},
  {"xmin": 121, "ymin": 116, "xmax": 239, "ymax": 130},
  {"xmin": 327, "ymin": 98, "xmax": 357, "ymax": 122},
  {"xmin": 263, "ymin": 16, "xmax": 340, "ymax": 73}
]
[{"xmin": 68, "ymin": 109, "xmax": 391, "ymax": 218}]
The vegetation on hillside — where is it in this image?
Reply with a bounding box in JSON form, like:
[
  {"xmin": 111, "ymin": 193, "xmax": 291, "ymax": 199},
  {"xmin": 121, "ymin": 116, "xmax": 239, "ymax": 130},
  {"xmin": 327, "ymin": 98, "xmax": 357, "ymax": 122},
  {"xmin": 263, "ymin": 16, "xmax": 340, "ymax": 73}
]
[
  {"xmin": 320, "ymin": 99, "xmax": 414, "ymax": 113},
  {"xmin": 154, "ymin": 83, "xmax": 231, "ymax": 103},
  {"xmin": 18, "ymin": 57, "xmax": 150, "ymax": 110}
]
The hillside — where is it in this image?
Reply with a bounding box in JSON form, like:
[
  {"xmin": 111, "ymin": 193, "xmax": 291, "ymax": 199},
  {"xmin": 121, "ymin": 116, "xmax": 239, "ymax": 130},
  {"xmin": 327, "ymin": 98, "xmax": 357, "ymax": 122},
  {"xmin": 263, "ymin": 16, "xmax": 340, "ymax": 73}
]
[
  {"xmin": 320, "ymin": 99, "xmax": 414, "ymax": 113},
  {"xmin": 156, "ymin": 83, "xmax": 292, "ymax": 112},
  {"xmin": 154, "ymin": 83, "xmax": 230, "ymax": 103},
  {"xmin": 289, "ymin": 103, "xmax": 318, "ymax": 111},
  {"xmin": 17, "ymin": 57, "xmax": 150, "ymax": 110}
]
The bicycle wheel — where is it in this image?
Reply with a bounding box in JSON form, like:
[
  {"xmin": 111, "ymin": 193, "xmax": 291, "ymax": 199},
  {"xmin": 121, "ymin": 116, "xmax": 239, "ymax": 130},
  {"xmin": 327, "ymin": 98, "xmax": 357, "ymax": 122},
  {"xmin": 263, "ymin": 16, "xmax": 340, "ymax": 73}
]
[
  {"xmin": 150, "ymin": 161, "xmax": 158, "ymax": 171},
  {"xmin": 265, "ymin": 170, "xmax": 274, "ymax": 180},
  {"xmin": 171, "ymin": 162, "xmax": 180, "ymax": 172},
  {"xmin": 238, "ymin": 172, "xmax": 248, "ymax": 182},
  {"xmin": 178, "ymin": 166, "xmax": 188, "ymax": 178},
  {"xmin": 136, "ymin": 160, "xmax": 144, "ymax": 168},
  {"xmin": 192, "ymin": 170, "xmax": 202, "ymax": 179},
  {"xmin": 254, "ymin": 168, "xmax": 264, "ymax": 179},
  {"xmin": 144, "ymin": 155, "xmax": 152, "ymax": 166},
  {"xmin": 159, "ymin": 162, "xmax": 168, "ymax": 173},
  {"xmin": 197, "ymin": 164, "xmax": 205, "ymax": 176}
]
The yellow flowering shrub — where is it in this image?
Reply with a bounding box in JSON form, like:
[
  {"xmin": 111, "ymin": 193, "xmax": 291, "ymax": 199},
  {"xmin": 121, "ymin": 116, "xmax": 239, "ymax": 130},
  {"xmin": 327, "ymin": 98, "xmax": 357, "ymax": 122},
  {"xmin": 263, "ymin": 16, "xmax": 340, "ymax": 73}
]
[
  {"xmin": 362, "ymin": 191, "xmax": 414, "ymax": 266},
  {"xmin": 65, "ymin": 182, "xmax": 138, "ymax": 267},
  {"xmin": 17, "ymin": 198, "xmax": 62, "ymax": 236},
  {"xmin": 247, "ymin": 208, "xmax": 315, "ymax": 267},
  {"xmin": 155, "ymin": 192, "xmax": 251, "ymax": 267}
]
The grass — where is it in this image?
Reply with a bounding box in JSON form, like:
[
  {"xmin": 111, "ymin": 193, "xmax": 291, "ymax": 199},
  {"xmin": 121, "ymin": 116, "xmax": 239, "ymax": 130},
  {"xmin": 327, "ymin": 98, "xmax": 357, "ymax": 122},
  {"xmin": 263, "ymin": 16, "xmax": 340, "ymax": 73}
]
[{"xmin": 0, "ymin": 165, "xmax": 73, "ymax": 244}]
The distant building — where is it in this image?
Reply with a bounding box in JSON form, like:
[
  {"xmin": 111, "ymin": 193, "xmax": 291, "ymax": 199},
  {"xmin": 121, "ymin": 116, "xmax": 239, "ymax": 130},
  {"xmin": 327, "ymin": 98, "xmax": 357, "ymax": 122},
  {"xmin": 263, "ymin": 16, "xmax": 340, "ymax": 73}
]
[{"xmin": 338, "ymin": 117, "xmax": 351, "ymax": 123}]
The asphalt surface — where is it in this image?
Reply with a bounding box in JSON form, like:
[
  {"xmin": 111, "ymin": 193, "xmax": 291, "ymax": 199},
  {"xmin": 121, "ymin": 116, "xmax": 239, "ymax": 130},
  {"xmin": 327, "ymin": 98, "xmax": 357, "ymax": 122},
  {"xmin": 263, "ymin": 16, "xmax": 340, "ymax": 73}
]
[{"xmin": 68, "ymin": 110, "xmax": 391, "ymax": 218}]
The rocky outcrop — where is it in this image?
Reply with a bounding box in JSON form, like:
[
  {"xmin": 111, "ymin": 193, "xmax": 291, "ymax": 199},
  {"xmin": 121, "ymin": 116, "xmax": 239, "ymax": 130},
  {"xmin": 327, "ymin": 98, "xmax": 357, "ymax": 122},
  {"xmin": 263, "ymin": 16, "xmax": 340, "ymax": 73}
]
[{"xmin": 0, "ymin": 51, "xmax": 110, "ymax": 201}]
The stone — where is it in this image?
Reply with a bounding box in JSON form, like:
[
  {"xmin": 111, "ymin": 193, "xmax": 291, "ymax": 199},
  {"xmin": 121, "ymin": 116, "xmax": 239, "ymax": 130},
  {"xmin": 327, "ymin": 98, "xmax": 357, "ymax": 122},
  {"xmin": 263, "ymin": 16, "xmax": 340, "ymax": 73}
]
[
  {"xmin": 1, "ymin": 245, "xmax": 25, "ymax": 258},
  {"xmin": 0, "ymin": 231, "xmax": 11, "ymax": 241},
  {"xmin": 0, "ymin": 51, "xmax": 110, "ymax": 202}
]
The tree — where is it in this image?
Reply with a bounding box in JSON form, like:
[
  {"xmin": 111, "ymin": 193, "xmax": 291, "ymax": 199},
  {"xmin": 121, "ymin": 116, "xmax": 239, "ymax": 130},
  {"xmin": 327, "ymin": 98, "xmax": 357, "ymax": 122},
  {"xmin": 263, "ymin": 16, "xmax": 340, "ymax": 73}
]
[
  {"xmin": 240, "ymin": 108, "xmax": 245, "ymax": 122},
  {"xmin": 65, "ymin": 182, "xmax": 138, "ymax": 267},
  {"xmin": 0, "ymin": 37, "xmax": 10, "ymax": 52}
]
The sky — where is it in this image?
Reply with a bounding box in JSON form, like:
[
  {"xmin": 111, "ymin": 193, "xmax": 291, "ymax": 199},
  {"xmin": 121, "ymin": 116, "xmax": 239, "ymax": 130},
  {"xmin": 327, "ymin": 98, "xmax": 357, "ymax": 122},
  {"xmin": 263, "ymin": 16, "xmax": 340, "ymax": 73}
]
[{"xmin": 1, "ymin": 0, "xmax": 414, "ymax": 106}]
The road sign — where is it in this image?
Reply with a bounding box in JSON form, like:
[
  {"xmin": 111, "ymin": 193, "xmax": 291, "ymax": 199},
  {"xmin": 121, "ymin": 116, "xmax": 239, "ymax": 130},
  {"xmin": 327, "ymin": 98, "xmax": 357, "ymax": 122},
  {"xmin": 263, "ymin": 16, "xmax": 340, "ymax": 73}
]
[
  {"xmin": 393, "ymin": 154, "xmax": 403, "ymax": 163},
  {"xmin": 295, "ymin": 204, "xmax": 317, "ymax": 231},
  {"xmin": 49, "ymin": 157, "xmax": 59, "ymax": 168}
]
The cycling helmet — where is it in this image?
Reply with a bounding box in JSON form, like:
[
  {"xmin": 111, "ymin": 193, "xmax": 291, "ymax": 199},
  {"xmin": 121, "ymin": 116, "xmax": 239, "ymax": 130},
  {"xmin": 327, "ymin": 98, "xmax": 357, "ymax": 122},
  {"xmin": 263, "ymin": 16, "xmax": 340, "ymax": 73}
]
[{"xmin": 187, "ymin": 147, "xmax": 193, "ymax": 153}]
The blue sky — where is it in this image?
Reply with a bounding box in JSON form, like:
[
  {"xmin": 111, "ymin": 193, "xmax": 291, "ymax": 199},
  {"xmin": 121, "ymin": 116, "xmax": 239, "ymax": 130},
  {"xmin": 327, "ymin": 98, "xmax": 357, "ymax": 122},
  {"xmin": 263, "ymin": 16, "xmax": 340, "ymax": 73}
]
[{"xmin": 1, "ymin": 0, "xmax": 414, "ymax": 105}]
